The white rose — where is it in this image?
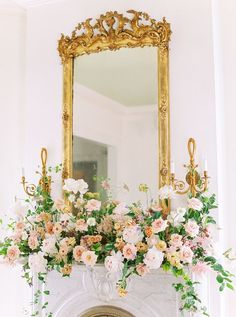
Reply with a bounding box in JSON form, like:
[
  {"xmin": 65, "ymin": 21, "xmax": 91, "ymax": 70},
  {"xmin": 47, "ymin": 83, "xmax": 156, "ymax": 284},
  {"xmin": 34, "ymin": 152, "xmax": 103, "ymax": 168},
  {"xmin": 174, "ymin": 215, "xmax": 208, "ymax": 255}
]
[
  {"xmin": 28, "ymin": 252, "xmax": 47, "ymax": 273},
  {"xmin": 105, "ymin": 251, "xmax": 124, "ymax": 273},
  {"xmin": 144, "ymin": 247, "xmax": 164, "ymax": 269},
  {"xmin": 63, "ymin": 178, "xmax": 88, "ymax": 195},
  {"xmin": 188, "ymin": 198, "xmax": 203, "ymax": 211},
  {"xmin": 123, "ymin": 225, "xmax": 144, "ymax": 244},
  {"xmin": 113, "ymin": 203, "xmax": 129, "ymax": 216},
  {"xmin": 41, "ymin": 236, "xmax": 57, "ymax": 255},
  {"xmin": 87, "ymin": 217, "xmax": 96, "ymax": 226},
  {"xmin": 184, "ymin": 220, "xmax": 199, "ymax": 237},
  {"xmin": 158, "ymin": 185, "xmax": 175, "ymax": 200}
]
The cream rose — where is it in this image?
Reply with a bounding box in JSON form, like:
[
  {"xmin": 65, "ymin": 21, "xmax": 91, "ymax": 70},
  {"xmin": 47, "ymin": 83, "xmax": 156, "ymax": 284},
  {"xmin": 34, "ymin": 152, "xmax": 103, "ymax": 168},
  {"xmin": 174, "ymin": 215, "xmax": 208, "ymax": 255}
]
[
  {"xmin": 81, "ymin": 250, "xmax": 97, "ymax": 267},
  {"xmin": 188, "ymin": 198, "xmax": 203, "ymax": 211}
]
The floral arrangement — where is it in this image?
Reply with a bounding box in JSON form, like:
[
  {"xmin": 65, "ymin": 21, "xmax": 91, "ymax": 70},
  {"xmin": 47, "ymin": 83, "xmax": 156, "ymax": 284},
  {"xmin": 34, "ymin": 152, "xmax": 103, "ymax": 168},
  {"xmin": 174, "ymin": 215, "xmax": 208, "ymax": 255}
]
[{"xmin": 0, "ymin": 171, "xmax": 234, "ymax": 316}]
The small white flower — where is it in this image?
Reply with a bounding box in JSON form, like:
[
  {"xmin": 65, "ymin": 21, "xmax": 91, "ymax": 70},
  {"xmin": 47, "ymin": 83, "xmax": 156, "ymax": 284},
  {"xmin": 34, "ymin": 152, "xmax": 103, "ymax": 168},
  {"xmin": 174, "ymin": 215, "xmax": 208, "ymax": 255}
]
[
  {"xmin": 87, "ymin": 217, "xmax": 96, "ymax": 226},
  {"xmin": 168, "ymin": 207, "xmax": 186, "ymax": 227},
  {"xmin": 68, "ymin": 194, "xmax": 75, "ymax": 202},
  {"xmin": 21, "ymin": 232, "xmax": 28, "ymax": 240}
]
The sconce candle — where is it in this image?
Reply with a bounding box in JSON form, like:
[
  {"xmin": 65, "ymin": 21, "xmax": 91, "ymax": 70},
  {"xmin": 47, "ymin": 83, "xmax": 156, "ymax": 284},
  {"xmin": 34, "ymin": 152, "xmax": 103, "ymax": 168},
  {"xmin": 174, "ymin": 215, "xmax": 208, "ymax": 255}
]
[
  {"xmin": 170, "ymin": 160, "xmax": 175, "ymax": 174},
  {"xmin": 204, "ymin": 159, "xmax": 208, "ymax": 172}
]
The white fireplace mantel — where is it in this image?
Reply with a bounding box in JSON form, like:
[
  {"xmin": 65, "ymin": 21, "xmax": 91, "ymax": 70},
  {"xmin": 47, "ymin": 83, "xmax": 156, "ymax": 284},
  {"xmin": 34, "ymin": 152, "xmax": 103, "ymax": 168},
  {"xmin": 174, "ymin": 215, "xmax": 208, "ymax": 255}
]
[{"xmin": 33, "ymin": 265, "xmax": 180, "ymax": 317}]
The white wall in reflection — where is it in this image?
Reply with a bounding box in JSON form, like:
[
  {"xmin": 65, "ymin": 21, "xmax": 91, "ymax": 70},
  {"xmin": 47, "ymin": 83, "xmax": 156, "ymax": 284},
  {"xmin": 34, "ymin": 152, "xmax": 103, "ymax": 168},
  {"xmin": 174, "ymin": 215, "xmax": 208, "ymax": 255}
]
[{"xmin": 73, "ymin": 83, "xmax": 158, "ymax": 204}]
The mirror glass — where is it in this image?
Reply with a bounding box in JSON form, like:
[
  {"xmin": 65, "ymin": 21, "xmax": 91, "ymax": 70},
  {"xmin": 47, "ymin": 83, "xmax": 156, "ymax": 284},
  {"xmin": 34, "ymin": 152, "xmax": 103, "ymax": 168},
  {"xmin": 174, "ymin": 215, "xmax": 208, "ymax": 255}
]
[{"xmin": 73, "ymin": 47, "xmax": 158, "ymax": 203}]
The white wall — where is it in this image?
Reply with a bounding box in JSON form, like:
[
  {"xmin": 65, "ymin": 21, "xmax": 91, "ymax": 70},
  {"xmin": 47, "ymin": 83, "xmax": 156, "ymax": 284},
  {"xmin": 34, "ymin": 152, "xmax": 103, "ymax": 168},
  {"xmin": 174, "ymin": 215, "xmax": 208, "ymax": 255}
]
[
  {"xmin": 211, "ymin": 0, "xmax": 236, "ymax": 315},
  {"xmin": 0, "ymin": 2, "xmax": 30, "ymax": 316}
]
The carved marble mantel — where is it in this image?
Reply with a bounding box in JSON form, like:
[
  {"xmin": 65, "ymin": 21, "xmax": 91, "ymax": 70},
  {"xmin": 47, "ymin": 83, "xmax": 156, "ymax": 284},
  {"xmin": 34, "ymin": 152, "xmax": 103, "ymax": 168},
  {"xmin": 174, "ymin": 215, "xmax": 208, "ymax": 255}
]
[{"xmin": 33, "ymin": 265, "xmax": 180, "ymax": 317}]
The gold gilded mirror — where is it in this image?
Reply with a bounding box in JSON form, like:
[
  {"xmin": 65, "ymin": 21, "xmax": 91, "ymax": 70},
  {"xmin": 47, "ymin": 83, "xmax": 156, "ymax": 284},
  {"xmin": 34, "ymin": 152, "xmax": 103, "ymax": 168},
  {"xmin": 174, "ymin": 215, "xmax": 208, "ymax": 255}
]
[{"xmin": 58, "ymin": 10, "xmax": 171, "ymax": 199}]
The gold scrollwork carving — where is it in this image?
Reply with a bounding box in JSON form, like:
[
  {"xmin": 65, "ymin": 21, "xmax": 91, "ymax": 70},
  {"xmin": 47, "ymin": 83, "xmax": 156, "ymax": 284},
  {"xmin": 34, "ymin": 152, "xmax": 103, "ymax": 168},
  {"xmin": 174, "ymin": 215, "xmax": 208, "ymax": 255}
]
[{"xmin": 58, "ymin": 10, "xmax": 171, "ymax": 62}]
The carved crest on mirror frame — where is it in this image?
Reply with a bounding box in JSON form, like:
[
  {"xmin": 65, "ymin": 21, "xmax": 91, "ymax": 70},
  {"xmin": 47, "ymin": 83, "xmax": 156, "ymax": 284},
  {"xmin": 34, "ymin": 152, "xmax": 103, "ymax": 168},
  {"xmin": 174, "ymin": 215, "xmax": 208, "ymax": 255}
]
[
  {"xmin": 58, "ymin": 10, "xmax": 171, "ymax": 61},
  {"xmin": 58, "ymin": 10, "xmax": 171, "ymax": 189}
]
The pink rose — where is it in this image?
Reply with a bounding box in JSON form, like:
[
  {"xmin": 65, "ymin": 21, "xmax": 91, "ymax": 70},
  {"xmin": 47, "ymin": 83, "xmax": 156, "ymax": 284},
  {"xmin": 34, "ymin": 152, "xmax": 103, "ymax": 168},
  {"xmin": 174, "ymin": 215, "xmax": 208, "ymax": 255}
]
[
  {"xmin": 152, "ymin": 218, "xmax": 168, "ymax": 233},
  {"xmin": 180, "ymin": 245, "xmax": 193, "ymax": 263},
  {"xmin": 136, "ymin": 263, "xmax": 149, "ymax": 276},
  {"xmin": 169, "ymin": 234, "xmax": 183, "ymax": 248},
  {"xmin": 188, "ymin": 198, "xmax": 203, "ymax": 211},
  {"xmin": 6, "ymin": 245, "xmax": 20, "ymax": 263},
  {"xmin": 184, "ymin": 220, "xmax": 199, "ymax": 237},
  {"xmin": 191, "ymin": 261, "xmax": 209, "ymax": 276},
  {"xmin": 85, "ymin": 199, "xmax": 101, "ymax": 212},
  {"xmin": 123, "ymin": 244, "xmax": 137, "ymax": 260},
  {"xmin": 101, "ymin": 179, "xmax": 110, "ymax": 191}
]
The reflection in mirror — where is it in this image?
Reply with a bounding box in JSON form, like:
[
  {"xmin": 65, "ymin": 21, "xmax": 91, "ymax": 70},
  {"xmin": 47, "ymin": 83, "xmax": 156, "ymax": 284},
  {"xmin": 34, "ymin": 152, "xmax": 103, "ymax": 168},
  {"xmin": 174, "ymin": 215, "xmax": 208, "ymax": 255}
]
[{"xmin": 73, "ymin": 47, "xmax": 158, "ymax": 203}]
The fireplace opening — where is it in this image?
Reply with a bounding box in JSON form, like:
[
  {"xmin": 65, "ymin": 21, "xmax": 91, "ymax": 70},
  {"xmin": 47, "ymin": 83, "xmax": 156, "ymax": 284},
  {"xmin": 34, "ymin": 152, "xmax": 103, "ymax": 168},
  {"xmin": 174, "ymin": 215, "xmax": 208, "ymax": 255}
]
[{"xmin": 79, "ymin": 305, "xmax": 135, "ymax": 317}]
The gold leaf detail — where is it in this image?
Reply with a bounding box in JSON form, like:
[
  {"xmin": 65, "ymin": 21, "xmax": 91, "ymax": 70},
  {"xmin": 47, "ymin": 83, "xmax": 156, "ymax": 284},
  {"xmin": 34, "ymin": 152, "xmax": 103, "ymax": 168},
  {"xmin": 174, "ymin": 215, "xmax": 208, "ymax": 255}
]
[{"xmin": 58, "ymin": 11, "xmax": 171, "ymax": 63}]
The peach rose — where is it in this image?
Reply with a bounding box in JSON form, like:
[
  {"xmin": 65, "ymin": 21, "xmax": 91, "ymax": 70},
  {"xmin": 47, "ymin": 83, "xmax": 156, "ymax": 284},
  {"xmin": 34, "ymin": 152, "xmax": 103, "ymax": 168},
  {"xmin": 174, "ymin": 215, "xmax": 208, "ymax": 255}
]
[
  {"xmin": 152, "ymin": 218, "xmax": 168, "ymax": 233},
  {"xmin": 6, "ymin": 245, "xmax": 20, "ymax": 263},
  {"xmin": 76, "ymin": 219, "xmax": 88, "ymax": 232},
  {"xmin": 53, "ymin": 222, "xmax": 63, "ymax": 235},
  {"xmin": 59, "ymin": 244, "xmax": 69, "ymax": 257},
  {"xmin": 73, "ymin": 245, "xmax": 85, "ymax": 262},
  {"xmin": 136, "ymin": 263, "xmax": 149, "ymax": 276},
  {"xmin": 28, "ymin": 235, "xmax": 39, "ymax": 250},
  {"xmin": 122, "ymin": 244, "xmax": 137, "ymax": 260}
]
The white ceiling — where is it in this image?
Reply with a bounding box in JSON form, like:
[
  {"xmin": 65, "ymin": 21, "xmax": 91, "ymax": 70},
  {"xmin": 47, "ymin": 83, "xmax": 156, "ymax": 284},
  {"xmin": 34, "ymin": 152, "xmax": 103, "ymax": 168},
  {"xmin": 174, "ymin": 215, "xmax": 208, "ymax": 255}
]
[
  {"xmin": 8, "ymin": 0, "xmax": 62, "ymax": 8},
  {"xmin": 74, "ymin": 47, "xmax": 157, "ymax": 107}
]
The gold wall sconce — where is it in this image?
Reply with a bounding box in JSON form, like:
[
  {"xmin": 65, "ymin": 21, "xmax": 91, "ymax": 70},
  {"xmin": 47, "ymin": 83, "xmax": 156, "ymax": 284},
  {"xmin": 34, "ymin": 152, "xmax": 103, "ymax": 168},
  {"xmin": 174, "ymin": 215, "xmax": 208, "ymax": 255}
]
[
  {"xmin": 170, "ymin": 138, "xmax": 209, "ymax": 197},
  {"xmin": 21, "ymin": 148, "xmax": 51, "ymax": 196}
]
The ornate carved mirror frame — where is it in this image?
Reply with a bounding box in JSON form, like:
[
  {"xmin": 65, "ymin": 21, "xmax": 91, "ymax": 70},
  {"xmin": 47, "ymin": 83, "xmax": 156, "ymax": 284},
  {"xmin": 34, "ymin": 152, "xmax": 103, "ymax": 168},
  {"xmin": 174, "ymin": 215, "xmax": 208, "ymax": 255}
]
[{"xmin": 58, "ymin": 10, "xmax": 171, "ymax": 188}]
